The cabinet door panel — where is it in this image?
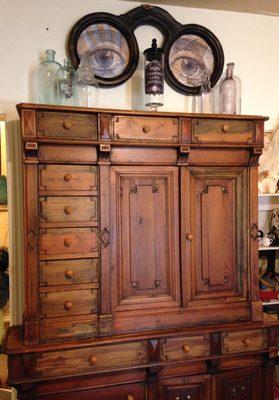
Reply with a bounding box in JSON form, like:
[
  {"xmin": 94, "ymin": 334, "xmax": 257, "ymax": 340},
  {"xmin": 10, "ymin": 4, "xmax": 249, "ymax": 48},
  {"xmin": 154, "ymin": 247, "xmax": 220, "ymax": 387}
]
[
  {"xmin": 110, "ymin": 166, "xmax": 180, "ymax": 311},
  {"xmin": 182, "ymin": 167, "xmax": 248, "ymax": 306}
]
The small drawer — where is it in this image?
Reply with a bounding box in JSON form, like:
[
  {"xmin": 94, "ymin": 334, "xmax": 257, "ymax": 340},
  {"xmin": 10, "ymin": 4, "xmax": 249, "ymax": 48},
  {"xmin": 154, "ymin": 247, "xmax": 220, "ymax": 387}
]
[
  {"xmin": 37, "ymin": 341, "xmax": 147, "ymax": 377},
  {"xmin": 113, "ymin": 115, "xmax": 179, "ymax": 142},
  {"xmin": 37, "ymin": 112, "xmax": 98, "ymax": 139},
  {"xmin": 40, "ymin": 259, "xmax": 98, "ymax": 286},
  {"xmin": 40, "ymin": 227, "xmax": 98, "ymax": 260},
  {"xmin": 39, "ymin": 165, "xmax": 98, "ymax": 194},
  {"xmin": 192, "ymin": 119, "xmax": 254, "ymax": 143},
  {"xmin": 222, "ymin": 329, "xmax": 267, "ymax": 354},
  {"xmin": 38, "ymin": 145, "xmax": 98, "ymax": 164},
  {"xmin": 39, "ymin": 196, "xmax": 98, "ymax": 226},
  {"xmin": 161, "ymin": 334, "xmax": 210, "ymax": 361},
  {"xmin": 40, "ymin": 288, "xmax": 98, "ymax": 318}
]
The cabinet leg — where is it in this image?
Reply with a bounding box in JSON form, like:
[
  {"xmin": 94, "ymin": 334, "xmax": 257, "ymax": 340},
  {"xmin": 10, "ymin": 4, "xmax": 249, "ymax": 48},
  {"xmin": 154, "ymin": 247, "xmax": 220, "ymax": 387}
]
[{"xmin": 263, "ymin": 358, "xmax": 276, "ymax": 400}]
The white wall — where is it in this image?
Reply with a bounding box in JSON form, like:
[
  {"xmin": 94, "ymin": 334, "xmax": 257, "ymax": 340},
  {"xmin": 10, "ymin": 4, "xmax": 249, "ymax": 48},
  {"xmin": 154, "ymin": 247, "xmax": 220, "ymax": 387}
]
[{"xmin": 0, "ymin": 0, "xmax": 278, "ymax": 130}]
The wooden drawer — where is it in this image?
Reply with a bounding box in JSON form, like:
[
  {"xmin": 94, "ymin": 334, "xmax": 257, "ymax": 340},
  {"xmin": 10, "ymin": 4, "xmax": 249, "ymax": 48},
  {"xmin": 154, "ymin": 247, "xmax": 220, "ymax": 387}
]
[
  {"xmin": 37, "ymin": 341, "xmax": 147, "ymax": 377},
  {"xmin": 40, "ymin": 288, "xmax": 98, "ymax": 318},
  {"xmin": 222, "ymin": 329, "xmax": 267, "ymax": 354},
  {"xmin": 38, "ymin": 145, "xmax": 98, "ymax": 164},
  {"xmin": 40, "ymin": 227, "xmax": 98, "ymax": 260},
  {"xmin": 39, "ymin": 165, "xmax": 98, "ymax": 195},
  {"xmin": 39, "ymin": 197, "xmax": 98, "ymax": 226},
  {"xmin": 161, "ymin": 334, "xmax": 210, "ymax": 361},
  {"xmin": 37, "ymin": 112, "xmax": 98, "ymax": 139},
  {"xmin": 113, "ymin": 115, "xmax": 179, "ymax": 142},
  {"xmin": 192, "ymin": 119, "xmax": 254, "ymax": 143},
  {"xmin": 40, "ymin": 258, "xmax": 98, "ymax": 286}
]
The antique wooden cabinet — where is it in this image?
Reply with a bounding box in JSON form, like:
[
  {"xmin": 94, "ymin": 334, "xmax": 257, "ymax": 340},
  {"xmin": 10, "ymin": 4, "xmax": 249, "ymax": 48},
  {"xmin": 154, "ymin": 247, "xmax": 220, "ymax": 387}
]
[{"xmin": 3, "ymin": 104, "xmax": 278, "ymax": 400}]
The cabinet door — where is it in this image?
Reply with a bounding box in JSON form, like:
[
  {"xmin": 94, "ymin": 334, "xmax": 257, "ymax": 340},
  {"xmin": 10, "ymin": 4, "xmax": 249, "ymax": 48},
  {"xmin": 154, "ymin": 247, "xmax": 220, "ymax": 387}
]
[
  {"xmin": 110, "ymin": 166, "xmax": 180, "ymax": 311},
  {"xmin": 182, "ymin": 167, "xmax": 248, "ymax": 306},
  {"xmin": 214, "ymin": 367, "xmax": 261, "ymax": 400}
]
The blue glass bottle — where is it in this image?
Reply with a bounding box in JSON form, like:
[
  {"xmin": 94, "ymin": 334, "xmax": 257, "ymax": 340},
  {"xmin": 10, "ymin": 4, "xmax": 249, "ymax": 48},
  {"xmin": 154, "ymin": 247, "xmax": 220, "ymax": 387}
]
[{"xmin": 37, "ymin": 49, "xmax": 61, "ymax": 104}]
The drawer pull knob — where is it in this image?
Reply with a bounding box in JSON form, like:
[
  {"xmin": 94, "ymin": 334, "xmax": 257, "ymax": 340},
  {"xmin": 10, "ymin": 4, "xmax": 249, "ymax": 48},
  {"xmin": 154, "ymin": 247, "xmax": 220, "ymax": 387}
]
[
  {"xmin": 126, "ymin": 395, "xmax": 135, "ymax": 400},
  {"xmin": 222, "ymin": 123, "xmax": 230, "ymax": 132},
  {"xmin": 89, "ymin": 355, "xmax": 97, "ymax": 365},
  {"xmin": 64, "ymin": 173, "xmax": 72, "ymax": 182},
  {"xmin": 242, "ymin": 338, "xmax": 251, "ymax": 346},
  {"xmin": 64, "ymin": 301, "xmax": 73, "ymax": 310},
  {"xmin": 64, "ymin": 238, "xmax": 72, "ymax": 247},
  {"xmin": 186, "ymin": 233, "xmax": 193, "ymax": 241},
  {"xmin": 64, "ymin": 206, "xmax": 73, "ymax": 215},
  {"xmin": 65, "ymin": 270, "xmax": 74, "ymax": 279},
  {"xmin": 63, "ymin": 121, "xmax": 72, "ymax": 129},
  {"xmin": 143, "ymin": 125, "xmax": 151, "ymax": 133},
  {"xmin": 182, "ymin": 344, "xmax": 191, "ymax": 353}
]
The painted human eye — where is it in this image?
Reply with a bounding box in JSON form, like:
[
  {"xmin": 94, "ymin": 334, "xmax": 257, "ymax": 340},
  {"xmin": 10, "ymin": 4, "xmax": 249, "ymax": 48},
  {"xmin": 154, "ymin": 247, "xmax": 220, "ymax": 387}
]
[
  {"xmin": 87, "ymin": 45, "xmax": 127, "ymax": 78},
  {"xmin": 169, "ymin": 52, "xmax": 207, "ymax": 87}
]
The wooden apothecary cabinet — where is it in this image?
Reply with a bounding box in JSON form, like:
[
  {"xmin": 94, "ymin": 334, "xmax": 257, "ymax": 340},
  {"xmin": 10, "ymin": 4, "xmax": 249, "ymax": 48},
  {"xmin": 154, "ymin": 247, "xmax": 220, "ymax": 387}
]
[{"xmin": 3, "ymin": 104, "xmax": 278, "ymax": 400}]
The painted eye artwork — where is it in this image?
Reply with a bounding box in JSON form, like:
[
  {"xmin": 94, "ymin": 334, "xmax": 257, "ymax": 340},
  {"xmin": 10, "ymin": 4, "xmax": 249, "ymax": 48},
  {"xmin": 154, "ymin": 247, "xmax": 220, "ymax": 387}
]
[
  {"xmin": 169, "ymin": 34, "xmax": 214, "ymax": 87},
  {"xmin": 77, "ymin": 23, "xmax": 130, "ymax": 79}
]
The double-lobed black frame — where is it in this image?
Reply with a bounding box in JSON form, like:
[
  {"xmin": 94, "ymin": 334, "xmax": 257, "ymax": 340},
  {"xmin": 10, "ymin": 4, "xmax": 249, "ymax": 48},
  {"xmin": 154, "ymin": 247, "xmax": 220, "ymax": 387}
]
[{"xmin": 68, "ymin": 4, "xmax": 224, "ymax": 95}]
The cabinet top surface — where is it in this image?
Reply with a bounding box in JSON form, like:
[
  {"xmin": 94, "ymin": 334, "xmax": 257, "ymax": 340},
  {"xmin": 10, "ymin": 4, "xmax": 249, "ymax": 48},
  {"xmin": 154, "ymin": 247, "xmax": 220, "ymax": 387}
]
[{"xmin": 17, "ymin": 103, "xmax": 269, "ymax": 121}]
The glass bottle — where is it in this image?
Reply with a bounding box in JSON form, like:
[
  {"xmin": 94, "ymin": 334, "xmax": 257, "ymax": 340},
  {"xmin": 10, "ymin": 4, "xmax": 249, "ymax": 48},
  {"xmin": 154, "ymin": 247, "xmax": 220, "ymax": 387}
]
[
  {"xmin": 57, "ymin": 59, "xmax": 78, "ymax": 106},
  {"xmin": 76, "ymin": 55, "xmax": 99, "ymax": 108},
  {"xmin": 37, "ymin": 49, "xmax": 61, "ymax": 104},
  {"xmin": 143, "ymin": 38, "xmax": 164, "ymax": 111},
  {"xmin": 200, "ymin": 72, "xmax": 214, "ymax": 113},
  {"xmin": 219, "ymin": 62, "xmax": 237, "ymax": 114}
]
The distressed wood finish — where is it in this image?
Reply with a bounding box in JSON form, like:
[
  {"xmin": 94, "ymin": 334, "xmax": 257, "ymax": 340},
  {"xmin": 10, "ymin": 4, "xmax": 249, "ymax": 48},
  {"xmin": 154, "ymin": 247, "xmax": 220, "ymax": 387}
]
[{"xmin": 4, "ymin": 104, "xmax": 277, "ymax": 400}]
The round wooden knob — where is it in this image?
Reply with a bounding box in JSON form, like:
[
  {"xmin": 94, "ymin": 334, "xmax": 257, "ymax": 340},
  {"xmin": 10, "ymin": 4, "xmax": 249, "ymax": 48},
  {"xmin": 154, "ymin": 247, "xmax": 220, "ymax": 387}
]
[
  {"xmin": 64, "ymin": 238, "xmax": 72, "ymax": 247},
  {"xmin": 186, "ymin": 233, "xmax": 193, "ymax": 241},
  {"xmin": 89, "ymin": 355, "xmax": 97, "ymax": 365},
  {"xmin": 64, "ymin": 301, "xmax": 72, "ymax": 311},
  {"xmin": 63, "ymin": 121, "xmax": 72, "ymax": 129},
  {"xmin": 64, "ymin": 173, "xmax": 72, "ymax": 182},
  {"xmin": 242, "ymin": 338, "xmax": 250, "ymax": 346},
  {"xmin": 182, "ymin": 344, "xmax": 191, "ymax": 353},
  {"xmin": 126, "ymin": 395, "xmax": 135, "ymax": 400},
  {"xmin": 222, "ymin": 123, "xmax": 230, "ymax": 132},
  {"xmin": 65, "ymin": 270, "xmax": 74, "ymax": 279},
  {"xmin": 143, "ymin": 125, "xmax": 151, "ymax": 133},
  {"xmin": 64, "ymin": 206, "xmax": 73, "ymax": 215}
]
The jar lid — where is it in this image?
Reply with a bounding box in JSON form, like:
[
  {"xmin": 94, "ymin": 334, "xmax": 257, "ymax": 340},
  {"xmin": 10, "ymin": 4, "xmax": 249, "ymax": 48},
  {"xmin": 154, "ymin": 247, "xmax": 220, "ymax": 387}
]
[{"xmin": 143, "ymin": 39, "xmax": 164, "ymax": 61}]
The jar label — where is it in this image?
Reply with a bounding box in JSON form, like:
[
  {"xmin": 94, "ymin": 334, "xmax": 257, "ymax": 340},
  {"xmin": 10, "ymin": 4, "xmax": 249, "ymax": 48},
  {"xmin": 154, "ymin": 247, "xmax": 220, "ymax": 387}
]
[{"xmin": 145, "ymin": 60, "xmax": 164, "ymax": 95}]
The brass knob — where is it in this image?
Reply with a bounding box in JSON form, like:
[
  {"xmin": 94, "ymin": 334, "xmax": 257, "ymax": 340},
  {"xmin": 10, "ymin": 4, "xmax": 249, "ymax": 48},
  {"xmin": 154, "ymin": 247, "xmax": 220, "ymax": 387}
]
[
  {"xmin": 143, "ymin": 125, "xmax": 151, "ymax": 133},
  {"xmin": 64, "ymin": 206, "xmax": 73, "ymax": 215},
  {"xmin": 186, "ymin": 233, "xmax": 193, "ymax": 241},
  {"xmin": 242, "ymin": 338, "xmax": 250, "ymax": 346},
  {"xmin": 126, "ymin": 395, "xmax": 135, "ymax": 400},
  {"xmin": 65, "ymin": 270, "xmax": 74, "ymax": 279},
  {"xmin": 182, "ymin": 344, "xmax": 191, "ymax": 353},
  {"xmin": 89, "ymin": 355, "xmax": 97, "ymax": 365},
  {"xmin": 64, "ymin": 173, "xmax": 72, "ymax": 182},
  {"xmin": 64, "ymin": 238, "xmax": 72, "ymax": 247},
  {"xmin": 222, "ymin": 123, "xmax": 230, "ymax": 132},
  {"xmin": 64, "ymin": 301, "xmax": 72, "ymax": 310},
  {"xmin": 63, "ymin": 121, "xmax": 72, "ymax": 129}
]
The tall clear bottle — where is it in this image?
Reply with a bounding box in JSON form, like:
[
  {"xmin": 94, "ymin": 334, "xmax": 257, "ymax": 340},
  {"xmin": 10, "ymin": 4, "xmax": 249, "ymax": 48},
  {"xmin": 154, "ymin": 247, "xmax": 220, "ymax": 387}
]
[
  {"xmin": 76, "ymin": 54, "xmax": 99, "ymax": 108},
  {"xmin": 219, "ymin": 62, "xmax": 237, "ymax": 114},
  {"xmin": 57, "ymin": 59, "xmax": 78, "ymax": 106},
  {"xmin": 37, "ymin": 49, "xmax": 61, "ymax": 104},
  {"xmin": 200, "ymin": 72, "xmax": 214, "ymax": 113}
]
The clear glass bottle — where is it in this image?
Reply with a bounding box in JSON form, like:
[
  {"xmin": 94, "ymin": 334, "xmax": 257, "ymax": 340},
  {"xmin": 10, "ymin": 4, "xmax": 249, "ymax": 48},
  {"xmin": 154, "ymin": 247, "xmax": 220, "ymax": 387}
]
[
  {"xmin": 57, "ymin": 59, "xmax": 78, "ymax": 106},
  {"xmin": 200, "ymin": 72, "xmax": 214, "ymax": 113},
  {"xmin": 76, "ymin": 55, "xmax": 99, "ymax": 108},
  {"xmin": 143, "ymin": 39, "xmax": 164, "ymax": 111},
  {"xmin": 37, "ymin": 49, "xmax": 61, "ymax": 104},
  {"xmin": 219, "ymin": 62, "xmax": 237, "ymax": 114}
]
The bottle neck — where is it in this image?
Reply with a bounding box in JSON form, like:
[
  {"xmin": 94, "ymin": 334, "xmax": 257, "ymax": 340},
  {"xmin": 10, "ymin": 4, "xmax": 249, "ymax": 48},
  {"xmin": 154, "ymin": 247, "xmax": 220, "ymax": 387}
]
[
  {"xmin": 46, "ymin": 49, "xmax": 55, "ymax": 62},
  {"xmin": 226, "ymin": 64, "xmax": 234, "ymax": 79}
]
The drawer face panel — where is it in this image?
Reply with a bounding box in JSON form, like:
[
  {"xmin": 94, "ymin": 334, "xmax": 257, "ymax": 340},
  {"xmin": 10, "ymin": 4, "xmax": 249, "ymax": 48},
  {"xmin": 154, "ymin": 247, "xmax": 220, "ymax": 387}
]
[
  {"xmin": 37, "ymin": 341, "xmax": 147, "ymax": 377},
  {"xmin": 222, "ymin": 329, "xmax": 267, "ymax": 354},
  {"xmin": 39, "ymin": 165, "xmax": 98, "ymax": 193},
  {"xmin": 162, "ymin": 334, "xmax": 210, "ymax": 361},
  {"xmin": 40, "ymin": 227, "xmax": 98, "ymax": 259},
  {"xmin": 113, "ymin": 115, "xmax": 179, "ymax": 141},
  {"xmin": 39, "ymin": 197, "xmax": 98, "ymax": 225},
  {"xmin": 40, "ymin": 259, "xmax": 98, "ymax": 286},
  {"xmin": 38, "ymin": 145, "xmax": 98, "ymax": 164},
  {"xmin": 37, "ymin": 112, "xmax": 98, "ymax": 139},
  {"xmin": 192, "ymin": 119, "xmax": 253, "ymax": 143},
  {"xmin": 40, "ymin": 318, "xmax": 98, "ymax": 342}
]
